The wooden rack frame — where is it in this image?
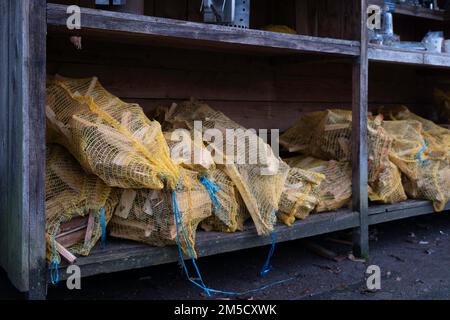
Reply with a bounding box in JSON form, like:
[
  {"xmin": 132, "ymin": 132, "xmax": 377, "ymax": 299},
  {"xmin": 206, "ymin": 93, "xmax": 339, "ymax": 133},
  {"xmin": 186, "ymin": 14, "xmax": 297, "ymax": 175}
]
[{"xmin": 1, "ymin": 0, "xmax": 449, "ymax": 299}]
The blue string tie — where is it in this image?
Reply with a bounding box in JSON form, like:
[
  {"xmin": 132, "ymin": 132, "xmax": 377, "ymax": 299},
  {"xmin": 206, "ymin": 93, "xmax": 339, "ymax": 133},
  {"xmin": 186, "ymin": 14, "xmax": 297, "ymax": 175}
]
[
  {"xmin": 259, "ymin": 231, "xmax": 277, "ymax": 278},
  {"xmin": 172, "ymin": 190, "xmax": 291, "ymax": 297},
  {"xmin": 50, "ymin": 236, "xmax": 60, "ymax": 285},
  {"xmin": 199, "ymin": 176, "xmax": 222, "ymax": 210},
  {"xmin": 416, "ymin": 139, "xmax": 430, "ymax": 165}
]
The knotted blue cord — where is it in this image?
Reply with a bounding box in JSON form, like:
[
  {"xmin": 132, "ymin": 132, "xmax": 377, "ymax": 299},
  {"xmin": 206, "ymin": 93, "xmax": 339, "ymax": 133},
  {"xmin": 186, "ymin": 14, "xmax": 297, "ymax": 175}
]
[
  {"xmin": 416, "ymin": 139, "xmax": 430, "ymax": 165},
  {"xmin": 259, "ymin": 231, "xmax": 277, "ymax": 278},
  {"xmin": 173, "ymin": 190, "xmax": 211, "ymax": 296},
  {"xmin": 199, "ymin": 176, "xmax": 222, "ymax": 210},
  {"xmin": 50, "ymin": 236, "xmax": 60, "ymax": 285},
  {"xmin": 172, "ymin": 190, "xmax": 291, "ymax": 297},
  {"xmin": 100, "ymin": 207, "xmax": 106, "ymax": 247}
]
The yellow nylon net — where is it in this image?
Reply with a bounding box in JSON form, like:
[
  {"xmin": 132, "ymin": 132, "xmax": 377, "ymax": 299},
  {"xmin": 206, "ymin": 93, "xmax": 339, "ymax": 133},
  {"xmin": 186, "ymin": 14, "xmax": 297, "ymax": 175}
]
[
  {"xmin": 109, "ymin": 168, "xmax": 211, "ymax": 255},
  {"xmin": 278, "ymin": 167, "xmax": 325, "ymax": 226},
  {"xmin": 381, "ymin": 106, "xmax": 450, "ymax": 211},
  {"xmin": 280, "ymin": 109, "xmax": 406, "ymax": 204},
  {"xmin": 285, "ymin": 156, "xmax": 352, "ymax": 212},
  {"xmin": 46, "ymin": 75, "xmax": 180, "ymax": 190},
  {"xmin": 164, "ymin": 130, "xmax": 216, "ymax": 173},
  {"xmin": 45, "ymin": 144, "xmax": 118, "ymax": 262},
  {"xmin": 156, "ymin": 99, "xmax": 289, "ymax": 235}
]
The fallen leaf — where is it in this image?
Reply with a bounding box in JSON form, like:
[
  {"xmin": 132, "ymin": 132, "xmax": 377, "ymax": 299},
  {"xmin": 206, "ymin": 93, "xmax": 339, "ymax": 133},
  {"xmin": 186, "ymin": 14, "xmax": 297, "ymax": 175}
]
[{"xmin": 348, "ymin": 253, "xmax": 366, "ymax": 263}]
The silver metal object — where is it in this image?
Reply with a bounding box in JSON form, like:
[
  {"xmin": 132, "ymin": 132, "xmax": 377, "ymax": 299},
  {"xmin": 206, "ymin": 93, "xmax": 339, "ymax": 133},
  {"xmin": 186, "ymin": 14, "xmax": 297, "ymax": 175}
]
[{"xmin": 201, "ymin": 0, "xmax": 250, "ymax": 28}]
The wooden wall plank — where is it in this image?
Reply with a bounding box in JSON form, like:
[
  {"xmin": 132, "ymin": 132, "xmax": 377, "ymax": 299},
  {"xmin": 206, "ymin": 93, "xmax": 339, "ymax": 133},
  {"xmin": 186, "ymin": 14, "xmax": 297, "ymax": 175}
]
[
  {"xmin": 0, "ymin": 0, "xmax": 47, "ymax": 297},
  {"xmin": 0, "ymin": 0, "xmax": 10, "ymax": 282}
]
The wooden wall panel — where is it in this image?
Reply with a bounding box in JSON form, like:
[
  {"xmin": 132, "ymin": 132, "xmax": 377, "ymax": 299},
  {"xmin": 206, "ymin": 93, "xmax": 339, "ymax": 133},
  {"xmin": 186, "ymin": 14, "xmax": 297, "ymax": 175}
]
[{"xmin": 47, "ymin": 36, "xmax": 356, "ymax": 130}]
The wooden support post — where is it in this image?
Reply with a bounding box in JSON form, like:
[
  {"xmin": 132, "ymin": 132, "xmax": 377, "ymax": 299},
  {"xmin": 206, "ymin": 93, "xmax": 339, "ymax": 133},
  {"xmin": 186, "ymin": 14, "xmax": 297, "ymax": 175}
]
[
  {"xmin": 0, "ymin": 0, "xmax": 47, "ymax": 300},
  {"xmin": 352, "ymin": 0, "xmax": 369, "ymax": 258}
]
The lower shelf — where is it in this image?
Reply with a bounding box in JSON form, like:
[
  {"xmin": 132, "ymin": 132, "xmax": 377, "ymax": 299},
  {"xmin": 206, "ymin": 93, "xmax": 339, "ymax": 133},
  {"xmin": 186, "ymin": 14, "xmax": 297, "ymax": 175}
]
[{"xmin": 52, "ymin": 199, "xmax": 447, "ymax": 282}]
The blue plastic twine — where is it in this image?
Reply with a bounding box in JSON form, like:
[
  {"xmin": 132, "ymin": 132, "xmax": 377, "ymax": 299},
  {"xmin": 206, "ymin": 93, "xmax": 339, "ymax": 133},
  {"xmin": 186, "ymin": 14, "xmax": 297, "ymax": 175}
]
[
  {"xmin": 259, "ymin": 231, "xmax": 277, "ymax": 278},
  {"xmin": 416, "ymin": 139, "xmax": 430, "ymax": 165},
  {"xmin": 172, "ymin": 190, "xmax": 290, "ymax": 297},
  {"xmin": 199, "ymin": 176, "xmax": 222, "ymax": 210},
  {"xmin": 50, "ymin": 237, "xmax": 60, "ymax": 285},
  {"xmin": 100, "ymin": 207, "xmax": 106, "ymax": 246}
]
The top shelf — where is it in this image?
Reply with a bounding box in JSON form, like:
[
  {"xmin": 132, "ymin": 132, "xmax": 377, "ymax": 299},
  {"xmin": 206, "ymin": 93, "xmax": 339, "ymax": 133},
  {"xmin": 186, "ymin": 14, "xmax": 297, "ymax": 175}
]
[
  {"xmin": 393, "ymin": 3, "xmax": 446, "ymax": 21},
  {"xmin": 46, "ymin": 3, "xmax": 360, "ymax": 57}
]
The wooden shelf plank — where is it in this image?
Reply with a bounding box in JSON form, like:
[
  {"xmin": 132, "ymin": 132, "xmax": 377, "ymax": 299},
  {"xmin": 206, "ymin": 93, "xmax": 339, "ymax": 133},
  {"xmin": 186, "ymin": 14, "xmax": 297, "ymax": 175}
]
[
  {"xmin": 53, "ymin": 208, "xmax": 358, "ymax": 281},
  {"xmin": 50, "ymin": 198, "xmax": 447, "ymax": 282},
  {"xmin": 46, "ymin": 3, "xmax": 360, "ymax": 57},
  {"xmin": 369, "ymin": 45, "xmax": 450, "ymax": 68},
  {"xmin": 369, "ymin": 0, "xmax": 446, "ymax": 21},
  {"xmin": 368, "ymin": 200, "xmax": 448, "ymax": 225}
]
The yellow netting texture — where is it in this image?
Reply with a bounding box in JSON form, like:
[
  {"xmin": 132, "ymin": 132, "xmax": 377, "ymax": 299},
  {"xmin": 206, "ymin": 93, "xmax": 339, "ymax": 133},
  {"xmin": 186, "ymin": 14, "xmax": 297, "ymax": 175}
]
[
  {"xmin": 381, "ymin": 106, "xmax": 450, "ymax": 211},
  {"xmin": 108, "ymin": 168, "xmax": 211, "ymax": 255},
  {"xmin": 280, "ymin": 109, "xmax": 406, "ymax": 204},
  {"xmin": 200, "ymin": 167, "xmax": 251, "ymax": 232},
  {"xmin": 285, "ymin": 156, "xmax": 352, "ymax": 212},
  {"xmin": 45, "ymin": 144, "xmax": 118, "ymax": 262},
  {"xmin": 278, "ymin": 167, "xmax": 325, "ymax": 226},
  {"xmin": 46, "ymin": 75, "xmax": 180, "ymax": 190},
  {"xmin": 156, "ymin": 100, "xmax": 289, "ymax": 235}
]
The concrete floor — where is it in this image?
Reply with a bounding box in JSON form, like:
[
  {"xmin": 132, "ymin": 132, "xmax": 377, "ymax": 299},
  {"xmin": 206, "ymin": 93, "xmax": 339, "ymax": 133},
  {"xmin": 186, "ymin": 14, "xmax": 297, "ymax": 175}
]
[{"xmin": 1, "ymin": 212, "xmax": 450, "ymax": 300}]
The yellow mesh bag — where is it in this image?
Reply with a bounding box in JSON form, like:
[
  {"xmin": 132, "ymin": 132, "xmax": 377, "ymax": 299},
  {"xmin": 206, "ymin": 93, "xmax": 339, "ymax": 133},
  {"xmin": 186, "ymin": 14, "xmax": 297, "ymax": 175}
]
[
  {"xmin": 278, "ymin": 168, "xmax": 325, "ymax": 226},
  {"xmin": 384, "ymin": 105, "xmax": 450, "ymax": 157},
  {"xmin": 45, "ymin": 144, "xmax": 118, "ymax": 262},
  {"xmin": 157, "ymin": 100, "xmax": 289, "ymax": 235},
  {"xmin": 280, "ymin": 109, "xmax": 406, "ymax": 204},
  {"xmin": 200, "ymin": 167, "xmax": 250, "ymax": 233},
  {"xmin": 367, "ymin": 117, "xmax": 407, "ymax": 203},
  {"xmin": 202, "ymin": 189, "xmax": 250, "ymax": 233},
  {"xmin": 381, "ymin": 111, "xmax": 450, "ymax": 211},
  {"xmin": 280, "ymin": 109, "xmax": 352, "ymax": 160},
  {"xmin": 46, "ymin": 75, "xmax": 180, "ymax": 190},
  {"xmin": 285, "ymin": 156, "xmax": 352, "ymax": 212},
  {"xmin": 109, "ymin": 168, "xmax": 212, "ymax": 255},
  {"xmin": 164, "ymin": 130, "xmax": 215, "ymax": 173}
]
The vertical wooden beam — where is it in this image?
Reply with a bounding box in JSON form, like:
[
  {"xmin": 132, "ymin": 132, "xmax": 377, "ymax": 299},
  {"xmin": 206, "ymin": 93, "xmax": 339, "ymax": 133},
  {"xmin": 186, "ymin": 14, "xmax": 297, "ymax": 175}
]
[
  {"xmin": 352, "ymin": 0, "xmax": 369, "ymax": 258},
  {"xmin": 0, "ymin": 0, "xmax": 47, "ymax": 299},
  {"xmin": 27, "ymin": 0, "xmax": 48, "ymax": 300}
]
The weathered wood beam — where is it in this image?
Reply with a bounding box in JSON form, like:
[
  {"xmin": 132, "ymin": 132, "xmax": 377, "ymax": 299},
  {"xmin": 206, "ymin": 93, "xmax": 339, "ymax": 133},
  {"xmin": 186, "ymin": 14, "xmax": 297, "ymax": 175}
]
[{"xmin": 352, "ymin": 0, "xmax": 369, "ymax": 258}]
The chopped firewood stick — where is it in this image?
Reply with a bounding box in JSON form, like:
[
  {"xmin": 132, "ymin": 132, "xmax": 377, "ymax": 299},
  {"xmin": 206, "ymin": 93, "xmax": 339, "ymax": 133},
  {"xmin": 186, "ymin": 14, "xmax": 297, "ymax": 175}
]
[
  {"xmin": 57, "ymin": 224, "xmax": 87, "ymax": 239},
  {"xmin": 115, "ymin": 189, "xmax": 137, "ymax": 219},
  {"xmin": 54, "ymin": 240, "xmax": 77, "ymax": 264},
  {"xmin": 59, "ymin": 216, "xmax": 88, "ymax": 234},
  {"xmin": 84, "ymin": 211, "xmax": 96, "ymax": 247},
  {"xmin": 57, "ymin": 229, "xmax": 86, "ymax": 248}
]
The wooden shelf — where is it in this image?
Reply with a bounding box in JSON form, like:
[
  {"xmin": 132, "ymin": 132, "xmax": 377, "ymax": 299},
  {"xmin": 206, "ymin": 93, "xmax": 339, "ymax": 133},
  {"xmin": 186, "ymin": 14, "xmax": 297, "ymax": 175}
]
[
  {"xmin": 54, "ymin": 208, "xmax": 359, "ymax": 281},
  {"xmin": 53, "ymin": 199, "xmax": 447, "ymax": 281},
  {"xmin": 369, "ymin": 200, "xmax": 448, "ymax": 225},
  {"xmin": 369, "ymin": 0, "xmax": 446, "ymax": 21},
  {"xmin": 369, "ymin": 44, "xmax": 450, "ymax": 68},
  {"xmin": 47, "ymin": 3, "xmax": 360, "ymax": 57},
  {"xmin": 393, "ymin": 4, "xmax": 446, "ymax": 21}
]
